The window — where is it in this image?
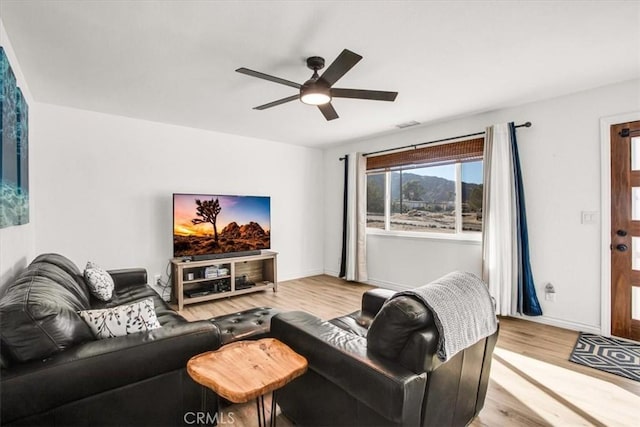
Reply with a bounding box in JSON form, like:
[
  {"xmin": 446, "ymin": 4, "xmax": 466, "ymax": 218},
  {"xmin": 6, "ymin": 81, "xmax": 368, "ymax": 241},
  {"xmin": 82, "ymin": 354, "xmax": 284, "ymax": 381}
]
[{"xmin": 366, "ymin": 138, "xmax": 484, "ymax": 237}]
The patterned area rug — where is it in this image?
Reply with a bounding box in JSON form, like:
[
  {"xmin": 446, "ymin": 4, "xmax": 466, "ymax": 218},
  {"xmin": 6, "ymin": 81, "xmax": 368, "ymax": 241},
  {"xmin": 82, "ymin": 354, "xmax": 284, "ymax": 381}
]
[{"xmin": 569, "ymin": 333, "xmax": 640, "ymax": 382}]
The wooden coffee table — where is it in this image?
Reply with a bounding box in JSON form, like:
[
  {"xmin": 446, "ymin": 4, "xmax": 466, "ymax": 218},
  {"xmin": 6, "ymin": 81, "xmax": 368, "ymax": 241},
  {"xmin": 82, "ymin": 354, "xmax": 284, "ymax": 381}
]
[{"xmin": 187, "ymin": 338, "xmax": 307, "ymax": 427}]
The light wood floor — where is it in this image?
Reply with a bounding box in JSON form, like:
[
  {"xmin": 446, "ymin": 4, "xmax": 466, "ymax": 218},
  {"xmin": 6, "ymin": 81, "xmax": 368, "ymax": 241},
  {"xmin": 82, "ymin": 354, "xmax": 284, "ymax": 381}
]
[{"xmin": 179, "ymin": 275, "xmax": 640, "ymax": 427}]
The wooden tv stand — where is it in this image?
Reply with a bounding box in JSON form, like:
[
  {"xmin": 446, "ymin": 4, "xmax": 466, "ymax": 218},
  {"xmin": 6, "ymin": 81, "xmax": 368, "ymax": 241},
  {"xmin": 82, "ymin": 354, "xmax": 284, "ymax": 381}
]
[{"xmin": 171, "ymin": 251, "xmax": 277, "ymax": 311}]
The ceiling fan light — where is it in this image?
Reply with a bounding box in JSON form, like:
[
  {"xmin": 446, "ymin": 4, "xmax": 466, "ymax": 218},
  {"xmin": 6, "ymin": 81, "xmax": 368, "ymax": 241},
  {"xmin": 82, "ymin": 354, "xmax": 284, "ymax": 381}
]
[
  {"xmin": 300, "ymin": 91, "xmax": 331, "ymax": 105},
  {"xmin": 300, "ymin": 78, "xmax": 331, "ymax": 105}
]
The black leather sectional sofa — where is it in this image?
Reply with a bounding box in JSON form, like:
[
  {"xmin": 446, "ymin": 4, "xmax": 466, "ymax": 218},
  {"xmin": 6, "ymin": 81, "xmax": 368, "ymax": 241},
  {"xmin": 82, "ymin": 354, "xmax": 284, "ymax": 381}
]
[
  {"xmin": 0, "ymin": 253, "xmax": 219, "ymax": 426},
  {"xmin": 1, "ymin": 253, "xmax": 498, "ymax": 427}
]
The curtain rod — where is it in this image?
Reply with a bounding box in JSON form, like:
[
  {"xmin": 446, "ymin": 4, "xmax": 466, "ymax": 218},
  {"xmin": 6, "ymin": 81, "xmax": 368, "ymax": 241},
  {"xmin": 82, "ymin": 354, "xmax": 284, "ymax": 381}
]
[{"xmin": 339, "ymin": 121, "xmax": 532, "ymax": 160}]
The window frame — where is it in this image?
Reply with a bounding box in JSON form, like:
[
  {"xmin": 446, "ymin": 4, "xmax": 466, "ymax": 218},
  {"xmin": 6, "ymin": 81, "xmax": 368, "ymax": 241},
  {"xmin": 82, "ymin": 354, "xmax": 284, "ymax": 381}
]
[{"xmin": 365, "ymin": 146, "xmax": 483, "ymax": 242}]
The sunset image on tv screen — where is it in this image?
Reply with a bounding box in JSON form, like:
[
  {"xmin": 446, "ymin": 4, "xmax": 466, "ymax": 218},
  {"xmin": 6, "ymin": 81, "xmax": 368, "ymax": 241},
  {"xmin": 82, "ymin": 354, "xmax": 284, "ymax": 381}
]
[{"xmin": 173, "ymin": 194, "xmax": 270, "ymax": 257}]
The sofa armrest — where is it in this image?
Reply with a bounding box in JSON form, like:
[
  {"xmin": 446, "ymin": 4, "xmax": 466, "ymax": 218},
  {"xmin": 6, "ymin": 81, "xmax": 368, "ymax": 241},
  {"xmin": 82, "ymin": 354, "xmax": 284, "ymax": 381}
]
[
  {"xmin": 1, "ymin": 320, "xmax": 219, "ymax": 424},
  {"xmin": 271, "ymin": 311, "xmax": 425, "ymax": 424},
  {"xmin": 108, "ymin": 268, "xmax": 148, "ymax": 292},
  {"xmin": 362, "ymin": 288, "xmax": 396, "ymax": 316}
]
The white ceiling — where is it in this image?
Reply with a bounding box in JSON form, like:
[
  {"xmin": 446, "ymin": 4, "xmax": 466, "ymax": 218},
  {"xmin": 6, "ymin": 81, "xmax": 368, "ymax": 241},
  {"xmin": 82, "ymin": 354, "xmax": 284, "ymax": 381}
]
[{"xmin": 1, "ymin": 1, "xmax": 639, "ymax": 148}]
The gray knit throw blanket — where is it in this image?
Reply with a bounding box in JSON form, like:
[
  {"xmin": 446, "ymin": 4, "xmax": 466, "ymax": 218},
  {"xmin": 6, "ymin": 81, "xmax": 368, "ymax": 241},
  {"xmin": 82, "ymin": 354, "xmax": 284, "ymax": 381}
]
[{"xmin": 393, "ymin": 271, "xmax": 498, "ymax": 362}]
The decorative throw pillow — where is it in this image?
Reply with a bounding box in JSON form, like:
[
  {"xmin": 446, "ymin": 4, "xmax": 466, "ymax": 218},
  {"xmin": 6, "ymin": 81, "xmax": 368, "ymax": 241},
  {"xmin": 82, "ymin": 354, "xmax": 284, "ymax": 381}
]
[
  {"xmin": 84, "ymin": 261, "xmax": 114, "ymax": 301},
  {"xmin": 78, "ymin": 298, "xmax": 161, "ymax": 339}
]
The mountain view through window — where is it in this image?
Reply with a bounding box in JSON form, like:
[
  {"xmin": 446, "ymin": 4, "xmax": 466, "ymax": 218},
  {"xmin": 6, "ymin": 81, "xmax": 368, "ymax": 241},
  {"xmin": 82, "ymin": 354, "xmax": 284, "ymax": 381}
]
[{"xmin": 367, "ymin": 160, "xmax": 483, "ymax": 234}]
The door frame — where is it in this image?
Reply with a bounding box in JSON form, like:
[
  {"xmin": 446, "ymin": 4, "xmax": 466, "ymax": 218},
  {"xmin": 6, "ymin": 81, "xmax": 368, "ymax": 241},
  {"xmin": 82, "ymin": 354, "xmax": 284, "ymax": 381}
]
[{"xmin": 600, "ymin": 111, "xmax": 640, "ymax": 337}]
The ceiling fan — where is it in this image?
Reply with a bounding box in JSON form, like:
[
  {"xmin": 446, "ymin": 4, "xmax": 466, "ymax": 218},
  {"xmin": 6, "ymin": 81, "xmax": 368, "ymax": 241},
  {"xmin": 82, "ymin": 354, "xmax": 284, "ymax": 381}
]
[{"xmin": 236, "ymin": 49, "xmax": 398, "ymax": 121}]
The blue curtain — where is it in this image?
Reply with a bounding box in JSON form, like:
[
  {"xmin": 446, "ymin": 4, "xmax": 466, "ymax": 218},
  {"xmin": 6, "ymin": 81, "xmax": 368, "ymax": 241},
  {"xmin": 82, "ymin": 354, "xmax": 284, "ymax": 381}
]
[{"xmin": 509, "ymin": 123, "xmax": 542, "ymax": 316}]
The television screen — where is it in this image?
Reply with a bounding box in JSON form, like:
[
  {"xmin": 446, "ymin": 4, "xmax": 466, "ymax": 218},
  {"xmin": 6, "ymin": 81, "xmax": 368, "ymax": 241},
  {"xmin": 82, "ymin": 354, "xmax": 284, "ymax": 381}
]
[{"xmin": 173, "ymin": 194, "xmax": 270, "ymax": 259}]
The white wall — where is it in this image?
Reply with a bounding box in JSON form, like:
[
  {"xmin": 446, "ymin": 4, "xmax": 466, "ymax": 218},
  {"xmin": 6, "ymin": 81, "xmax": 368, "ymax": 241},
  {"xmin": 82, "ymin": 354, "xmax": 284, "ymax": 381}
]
[
  {"xmin": 324, "ymin": 79, "xmax": 640, "ymax": 333},
  {"xmin": 4, "ymin": 7, "xmax": 639, "ymax": 332},
  {"xmin": 31, "ymin": 103, "xmax": 324, "ymax": 293},
  {"xmin": 0, "ymin": 21, "xmax": 35, "ymax": 290}
]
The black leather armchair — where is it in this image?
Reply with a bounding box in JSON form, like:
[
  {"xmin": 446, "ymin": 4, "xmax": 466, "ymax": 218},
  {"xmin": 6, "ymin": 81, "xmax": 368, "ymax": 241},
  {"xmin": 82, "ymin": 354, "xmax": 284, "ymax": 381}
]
[
  {"xmin": 0, "ymin": 254, "xmax": 219, "ymax": 426},
  {"xmin": 271, "ymin": 288, "xmax": 498, "ymax": 427}
]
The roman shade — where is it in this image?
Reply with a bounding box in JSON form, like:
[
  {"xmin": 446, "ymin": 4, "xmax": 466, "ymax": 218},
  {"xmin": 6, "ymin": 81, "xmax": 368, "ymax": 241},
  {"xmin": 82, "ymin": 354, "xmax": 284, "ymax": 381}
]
[{"xmin": 366, "ymin": 137, "xmax": 484, "ymax": 171}]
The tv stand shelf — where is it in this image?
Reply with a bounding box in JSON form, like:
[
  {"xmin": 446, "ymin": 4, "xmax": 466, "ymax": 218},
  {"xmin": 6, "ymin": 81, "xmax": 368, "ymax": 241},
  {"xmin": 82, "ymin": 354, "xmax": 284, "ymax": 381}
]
[{"xmin": 171, "ymin": 251, "xmax": 278, "ymax": 311}]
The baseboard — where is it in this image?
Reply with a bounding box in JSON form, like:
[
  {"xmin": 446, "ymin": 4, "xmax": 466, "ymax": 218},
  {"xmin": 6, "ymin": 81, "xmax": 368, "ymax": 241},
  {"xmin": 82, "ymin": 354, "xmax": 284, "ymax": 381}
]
[
  {"xmin": 281, "ymin": 269, "xmax": 325, "ymax": 282},
  {"xmin": 324, "ymin": 269, "xmax": 340, "ymax": 278},
  {"xmin": 515, "ymin": 314, "xmax": 601, "ymax": 334},
  {"xmin": 323, "ymin": 270, "xmax": 410, "ymax": 291},
  {"xmin": 362, "ymin": 277, "xmax": 410, "ymax": 291},
  {"xmin": 324, "ymin": 270, "xmax": 603, "ymax": 334}
]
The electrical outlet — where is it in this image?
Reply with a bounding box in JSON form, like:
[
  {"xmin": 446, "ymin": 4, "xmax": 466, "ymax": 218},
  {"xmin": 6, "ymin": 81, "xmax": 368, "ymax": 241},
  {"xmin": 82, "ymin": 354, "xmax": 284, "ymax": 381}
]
[
  {"xmin": 154, "ymin": 274, "xmax": 162, "ymax": 286},
  {"xmin": 544, "ymin": 282, "xmax": 556, "ymax": 302}
]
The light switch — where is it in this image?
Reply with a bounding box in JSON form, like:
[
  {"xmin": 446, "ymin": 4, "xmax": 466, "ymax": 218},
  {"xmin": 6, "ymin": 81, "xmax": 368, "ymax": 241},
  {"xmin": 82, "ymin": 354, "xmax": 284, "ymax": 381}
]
[{"xmin": 581, "ymin": 211, "xmax": 598, "ymax": 224}]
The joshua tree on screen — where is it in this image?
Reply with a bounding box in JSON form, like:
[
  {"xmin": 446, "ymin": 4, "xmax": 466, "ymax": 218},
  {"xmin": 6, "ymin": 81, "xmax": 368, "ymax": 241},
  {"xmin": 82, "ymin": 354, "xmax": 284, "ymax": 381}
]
[{"xmin": 191, "ymin": 198, "xmax": 222, "ymax": 243}]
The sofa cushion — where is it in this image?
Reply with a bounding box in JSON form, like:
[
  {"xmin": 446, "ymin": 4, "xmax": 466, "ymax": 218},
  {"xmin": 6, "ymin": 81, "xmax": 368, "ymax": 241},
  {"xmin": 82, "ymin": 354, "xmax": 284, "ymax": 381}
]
[
  {"xmin": 31, "ymin": 253, "xmax": 91, "ymax": 307},
  {"xmin": 209, "ymin": 307, "xmax": 281, "ymax": 345},
  {"xmin": 329, "ymin": 311, "xmax": 372, "ymax": 338},
  {"xmin": 84, "ymin": 261, "xmax": 115, "ymax": 301},
  {"xmin": 0, "ymin": 262, "xmax": 94, "ymax": 362},
  {"xmin": 90, "ymin": 276, "xmax": 186, "ymax": 328},
  {"xmin": 78, "ymin": 298, "xmax": 161, "ymax": 339},
  {"xmin": 367, "ymin": 296, "xmax": 430, "ymax": 360}
]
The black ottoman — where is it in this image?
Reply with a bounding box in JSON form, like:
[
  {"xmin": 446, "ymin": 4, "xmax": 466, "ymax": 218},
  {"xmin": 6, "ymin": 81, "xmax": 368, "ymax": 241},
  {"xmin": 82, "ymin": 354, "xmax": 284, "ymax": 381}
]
[{"xmin": 209, "ymin": 307, "xmax": 282, "ymax": 345}]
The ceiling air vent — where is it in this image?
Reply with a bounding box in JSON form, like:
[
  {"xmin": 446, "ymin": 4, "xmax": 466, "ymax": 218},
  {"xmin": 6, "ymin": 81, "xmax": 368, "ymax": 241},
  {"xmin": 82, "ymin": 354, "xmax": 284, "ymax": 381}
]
[{"xmin": 396, "ymin": 120, "xmax": 420, "ymax": 129}]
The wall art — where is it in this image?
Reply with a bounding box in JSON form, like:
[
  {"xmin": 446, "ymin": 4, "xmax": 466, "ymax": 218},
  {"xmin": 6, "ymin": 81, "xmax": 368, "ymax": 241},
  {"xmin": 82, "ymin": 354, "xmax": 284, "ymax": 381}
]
[{"xmin": 0, "ymin": 46, "xmax": 29, "ymax": 228}]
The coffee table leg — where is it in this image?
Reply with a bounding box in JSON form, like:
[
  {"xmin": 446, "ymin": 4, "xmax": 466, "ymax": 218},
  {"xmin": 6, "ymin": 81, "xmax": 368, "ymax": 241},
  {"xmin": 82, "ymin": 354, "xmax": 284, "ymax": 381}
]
[
  {"xmin": 199, "ymin": 387, "xmax": 208, "ymax": 427},
  {"xmin": 216, "ymin": 394, "xmax": 221, "ymax": 427},
  {"xmin": 270, "ymin": 391, "xmax": 277, "ymax": 427},
  {"xmin": 256, "ymin": 395, "xmax": 267, "ymax": 427}
]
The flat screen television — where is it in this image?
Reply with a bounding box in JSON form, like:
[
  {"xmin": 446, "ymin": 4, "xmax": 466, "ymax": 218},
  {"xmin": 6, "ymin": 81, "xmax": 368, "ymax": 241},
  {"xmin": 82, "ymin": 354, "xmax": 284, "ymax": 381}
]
[{"xmin": 173, "ymin": 193, "xmax": 270, "ymax": 260}]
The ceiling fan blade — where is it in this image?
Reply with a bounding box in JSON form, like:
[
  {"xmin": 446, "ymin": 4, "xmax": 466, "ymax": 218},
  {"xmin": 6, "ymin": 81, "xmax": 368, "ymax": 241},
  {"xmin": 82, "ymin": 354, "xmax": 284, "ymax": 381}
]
[
  {"xmin": 331, "ymin": 88, "xmax": 398, "ymax": 102},
  {"xmin": 236, "ymin": 67, "xmax": 301, "ymax": 89},
  {"xmin": 254, "ymin": 95, "xmax": 299, "ymax": 110},
  {"xmin": 318, "ymin": 103, "xmax": 339, "ymax": 121},
  {"xmin": 319, "ymin": 49, "xmax": 362, "ymax": 87}
]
